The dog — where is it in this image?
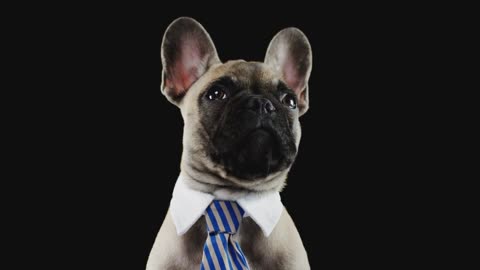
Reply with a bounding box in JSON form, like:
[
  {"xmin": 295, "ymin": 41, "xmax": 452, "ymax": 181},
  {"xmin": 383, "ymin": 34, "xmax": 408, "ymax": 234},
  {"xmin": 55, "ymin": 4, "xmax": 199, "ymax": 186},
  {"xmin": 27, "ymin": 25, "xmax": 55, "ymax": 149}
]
[{"xmin": 147, "ymin": 17, "xmax": 312, "ymax": 270}]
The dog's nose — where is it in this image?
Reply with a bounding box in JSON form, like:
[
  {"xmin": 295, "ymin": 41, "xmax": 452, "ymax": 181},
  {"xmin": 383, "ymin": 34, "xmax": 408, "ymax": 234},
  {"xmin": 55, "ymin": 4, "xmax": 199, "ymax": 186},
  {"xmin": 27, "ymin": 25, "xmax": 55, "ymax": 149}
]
[{"xmin": 246, "ymin": 97, "xmax": 276, "ymax": 114}]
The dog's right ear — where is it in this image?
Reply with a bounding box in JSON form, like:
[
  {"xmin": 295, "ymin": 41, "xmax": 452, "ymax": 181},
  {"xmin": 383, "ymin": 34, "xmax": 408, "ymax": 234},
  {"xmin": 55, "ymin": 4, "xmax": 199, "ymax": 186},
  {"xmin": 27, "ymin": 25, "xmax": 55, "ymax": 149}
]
[{"xmin": 161, "ymin": 17, "xmax": 221, "ymax": 105}]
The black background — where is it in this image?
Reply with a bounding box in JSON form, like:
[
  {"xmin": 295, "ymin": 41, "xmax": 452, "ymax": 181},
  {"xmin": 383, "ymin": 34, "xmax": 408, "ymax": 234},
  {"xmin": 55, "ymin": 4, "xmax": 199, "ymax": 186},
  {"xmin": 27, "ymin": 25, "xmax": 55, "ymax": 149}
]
[{"xmin": 43, "ymin": 5, "xmax": 428, "ymax": 269}]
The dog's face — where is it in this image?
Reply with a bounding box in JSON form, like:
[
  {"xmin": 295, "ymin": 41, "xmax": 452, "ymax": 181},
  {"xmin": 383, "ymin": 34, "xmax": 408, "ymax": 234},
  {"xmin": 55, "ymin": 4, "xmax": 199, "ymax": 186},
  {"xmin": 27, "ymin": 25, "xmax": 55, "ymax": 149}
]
[{"xmin": 161, "ymin": 17, "xmax": 312, "ymax": 192}]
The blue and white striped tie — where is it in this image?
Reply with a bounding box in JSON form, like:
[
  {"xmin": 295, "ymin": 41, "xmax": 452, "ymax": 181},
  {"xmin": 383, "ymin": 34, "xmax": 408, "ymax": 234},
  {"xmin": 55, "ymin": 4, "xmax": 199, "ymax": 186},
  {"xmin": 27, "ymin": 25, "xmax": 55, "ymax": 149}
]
[{"xmin": 201, "ymin": 200, "xmax": 250, "ymax": 270}]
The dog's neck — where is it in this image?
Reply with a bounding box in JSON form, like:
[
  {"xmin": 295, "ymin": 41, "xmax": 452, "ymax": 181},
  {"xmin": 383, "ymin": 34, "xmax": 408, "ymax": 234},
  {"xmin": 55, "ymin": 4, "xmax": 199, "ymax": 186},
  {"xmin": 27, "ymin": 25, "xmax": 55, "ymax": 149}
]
[
  {"xmin": 179, "ymin": 167, "xmax": 286, "ymax": 201},
  {"xmin": 182, "ymin": 175, "xmax": 252, "ymax": 200}
]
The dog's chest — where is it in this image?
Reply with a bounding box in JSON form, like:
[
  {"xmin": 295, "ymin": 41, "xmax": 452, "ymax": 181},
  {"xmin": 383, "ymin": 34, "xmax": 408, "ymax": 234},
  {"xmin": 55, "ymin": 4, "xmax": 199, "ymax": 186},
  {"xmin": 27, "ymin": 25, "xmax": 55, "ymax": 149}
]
[{"xmin": 179, "ymin": 216, "xmax": 286, "ymax": 270}]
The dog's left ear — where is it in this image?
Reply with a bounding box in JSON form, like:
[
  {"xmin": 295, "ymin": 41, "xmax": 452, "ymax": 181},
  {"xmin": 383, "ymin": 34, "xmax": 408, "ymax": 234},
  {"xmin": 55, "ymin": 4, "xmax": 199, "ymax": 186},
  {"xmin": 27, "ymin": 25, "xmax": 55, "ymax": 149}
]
[
  {"xmin": 265, "ymin": 28, "xmax": 312, "ymax": 116},
  {"xmin": 161, "ymin": 17, "xmax": 221, "ymax": 105}
]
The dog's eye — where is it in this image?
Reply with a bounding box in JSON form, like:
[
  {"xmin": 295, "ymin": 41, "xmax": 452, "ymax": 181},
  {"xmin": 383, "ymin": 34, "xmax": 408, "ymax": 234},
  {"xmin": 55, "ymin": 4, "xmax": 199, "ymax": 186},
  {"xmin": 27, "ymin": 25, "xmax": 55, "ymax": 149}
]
[
  {"xmin": 282, "ymin": 93, "xmax": 297, "ymax": 109},
  {"xmin": 206, "ymin": 87, "xmax": 227, "ymax": 101}
]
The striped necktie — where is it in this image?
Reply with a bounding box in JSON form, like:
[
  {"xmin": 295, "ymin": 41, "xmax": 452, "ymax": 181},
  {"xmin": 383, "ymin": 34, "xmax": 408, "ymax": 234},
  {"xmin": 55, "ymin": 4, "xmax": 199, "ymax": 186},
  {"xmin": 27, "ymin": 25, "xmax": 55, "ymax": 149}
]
[{"xmin": 201, "ymin": 200, "xmax": 250, "ymax": 270}]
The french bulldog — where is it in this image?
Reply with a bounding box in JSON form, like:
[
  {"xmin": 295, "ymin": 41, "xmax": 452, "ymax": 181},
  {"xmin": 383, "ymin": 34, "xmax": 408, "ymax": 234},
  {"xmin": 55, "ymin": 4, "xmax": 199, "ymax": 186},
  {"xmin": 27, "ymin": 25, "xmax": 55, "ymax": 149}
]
[{"xmin": 147, "ymin": 17, "xmax": 312, "ymax": 270}]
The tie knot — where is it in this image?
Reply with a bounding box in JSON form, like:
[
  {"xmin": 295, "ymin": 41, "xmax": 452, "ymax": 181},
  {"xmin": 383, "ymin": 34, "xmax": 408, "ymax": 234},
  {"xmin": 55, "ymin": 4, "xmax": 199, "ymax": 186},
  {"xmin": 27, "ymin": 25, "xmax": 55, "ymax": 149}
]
[{"xmin": 205, "ymin": 200, "xmax": 245, "ymax": 234}]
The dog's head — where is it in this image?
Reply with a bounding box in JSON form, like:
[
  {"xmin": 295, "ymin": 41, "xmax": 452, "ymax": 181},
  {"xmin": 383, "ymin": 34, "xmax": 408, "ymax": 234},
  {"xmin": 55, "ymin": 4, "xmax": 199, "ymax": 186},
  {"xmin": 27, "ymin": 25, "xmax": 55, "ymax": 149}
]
[{"xmin": 161, "ymin": 17, "xmax": 312, "ymax": 192}]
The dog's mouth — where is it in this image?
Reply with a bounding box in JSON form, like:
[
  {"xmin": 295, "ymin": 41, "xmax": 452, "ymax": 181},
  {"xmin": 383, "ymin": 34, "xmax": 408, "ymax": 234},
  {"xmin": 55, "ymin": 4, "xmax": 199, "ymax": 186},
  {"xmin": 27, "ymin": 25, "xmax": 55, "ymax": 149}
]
[
  {"xmin": 241, "ymin": 128, "xmax": 279, "ymax": 155},
  {"xmin": 245, "ymin": 126, "xmax": 277, "ymax": 142},
  {"xmin": 213, "ymin": 126, "xmax": 286, "ymax": 180},
  {"xmin": 208, "ymin": 111, "xmax": 297, "ymax": 181},
  {"xmin": 243, "ymin": 119, "xmax": 283, "ymax": 143},
  {"xmin": 248, "ymin": 129, "xmax": 282, "ymax": 166}
]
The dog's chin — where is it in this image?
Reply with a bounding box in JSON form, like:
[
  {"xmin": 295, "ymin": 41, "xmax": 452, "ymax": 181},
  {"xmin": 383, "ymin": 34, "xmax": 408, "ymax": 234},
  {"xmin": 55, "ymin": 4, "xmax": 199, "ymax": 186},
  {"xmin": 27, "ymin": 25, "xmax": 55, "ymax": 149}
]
[{"xmin": 215, "ymin": 128, "xmax": 289, "ymax": 181}]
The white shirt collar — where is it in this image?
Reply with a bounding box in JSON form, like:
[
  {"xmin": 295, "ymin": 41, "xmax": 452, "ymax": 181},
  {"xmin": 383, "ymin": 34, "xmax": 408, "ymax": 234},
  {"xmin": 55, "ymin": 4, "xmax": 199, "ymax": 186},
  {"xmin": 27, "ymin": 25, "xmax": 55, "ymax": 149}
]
[{"xmin": 170, "ymin": 173, "xmax": 284, "ymax": 237}]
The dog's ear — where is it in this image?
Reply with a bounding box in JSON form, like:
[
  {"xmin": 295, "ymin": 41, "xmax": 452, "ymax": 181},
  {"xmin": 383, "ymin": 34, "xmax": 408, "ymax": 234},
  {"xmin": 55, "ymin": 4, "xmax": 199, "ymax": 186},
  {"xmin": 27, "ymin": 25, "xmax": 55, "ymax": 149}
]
[
  {"xmin": 161, "ymin": 17, "xmax": 220, "ymax": 105},
  {"xmin": 265, "ymin": 28, "xmax": 312, "ymax": 116}
]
